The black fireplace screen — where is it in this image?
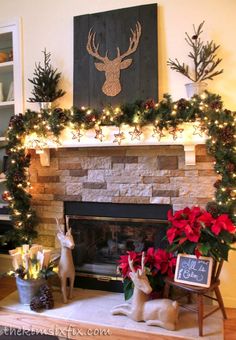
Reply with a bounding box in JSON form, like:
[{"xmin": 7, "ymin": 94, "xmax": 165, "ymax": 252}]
[{"xmin": 67, "ymin": 215, "xmax": 168, "ymax": 278}]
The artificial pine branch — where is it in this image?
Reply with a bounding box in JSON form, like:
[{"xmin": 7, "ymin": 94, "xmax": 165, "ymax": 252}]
[
  {"xmin": 28, "ymin": 49, "xmax": 66, "ymax": 102},
  {"xmin": 167, "ymin": 21, "xmax": 223, "ymax": 82}
]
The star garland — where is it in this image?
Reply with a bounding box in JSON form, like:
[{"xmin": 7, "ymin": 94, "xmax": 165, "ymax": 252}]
[{"xmin": 3, "ymin": 92, "xmax": 236, "ymax": 245}]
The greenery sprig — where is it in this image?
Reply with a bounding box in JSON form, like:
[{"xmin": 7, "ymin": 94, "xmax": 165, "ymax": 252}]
[
  {"xmin": 167, "ymin": 22, "xmax": 223, "ymax": 82},
  {"xmin": 3, "ymin": 92, "xmax": 236, "ymax": 245}
]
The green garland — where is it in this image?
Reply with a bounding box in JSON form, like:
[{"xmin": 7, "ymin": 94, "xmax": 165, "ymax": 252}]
[{"xmin": 4, "ymin": 92, "xmax": 236, "ymax": 245}]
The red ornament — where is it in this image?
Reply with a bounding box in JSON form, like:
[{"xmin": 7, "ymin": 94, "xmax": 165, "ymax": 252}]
[
  {"xmin": 2, "ymin": 191, "xmax": 11, "ymax": 201},
  {"xmin": 145, "ymin": 99, "xmax": 155, "ymax": 110}
]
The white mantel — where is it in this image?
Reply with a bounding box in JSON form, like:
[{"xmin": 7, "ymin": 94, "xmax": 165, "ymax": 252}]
[{"xmin": 25, "ymin": 122, "xmax": 207, "ymax": 166}]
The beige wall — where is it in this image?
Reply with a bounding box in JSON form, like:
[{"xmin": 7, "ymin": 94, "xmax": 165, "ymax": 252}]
[{"xmin": 0, "ymin": 0, "xmax": 235, "ymax": 307}]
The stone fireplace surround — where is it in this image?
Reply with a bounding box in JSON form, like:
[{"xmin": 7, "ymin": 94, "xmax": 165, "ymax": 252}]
[{"xmin": 28, "ymin": 144, "xmax": 217, "ymax": 248}]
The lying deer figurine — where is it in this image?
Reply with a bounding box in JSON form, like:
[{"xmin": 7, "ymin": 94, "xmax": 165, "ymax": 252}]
[
  {"xmin": 56, "ymin": 217, "xmax": 75, "ymax": 304},
  {"xmin": 111, "ymin": 252, "xmax": 178, "ymax": 331}
]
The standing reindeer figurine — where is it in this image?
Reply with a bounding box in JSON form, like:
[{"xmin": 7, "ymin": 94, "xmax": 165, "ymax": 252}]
[
  {"xmin": 111, "ymin": 252, "xmax": 179, "ymax": 331},
  {"xmin": 56, "ymin": 217, "xmax": 75, "ymax": 304}
]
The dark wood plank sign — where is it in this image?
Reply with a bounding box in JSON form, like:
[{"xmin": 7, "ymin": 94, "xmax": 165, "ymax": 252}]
[
  {"xmin": 73, "ymin": 4, "xmax": 158, "ymax": 109},
  {"xmin": 174, "ymin": 254, "xmax": 213, "ymax": 288}
]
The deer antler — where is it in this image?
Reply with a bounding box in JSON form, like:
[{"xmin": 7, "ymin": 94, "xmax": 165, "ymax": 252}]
[
  {"xmin": 141, "ymin": 252, "xmax": 145, "ymax": 273},
  {"xmin": 86, "ymin": 29, "xmax": 107, "ymax": 62},
  {"xmin": 128, "ymin": 255, "xmax": 135, "ymax": 273},
  {"xmin": 65, "ymin": 215, "xmax": 70, "ymax": 232},
  {"xmin": 119, "ymin": 21, "xmax": 142, "ymax": 59},
  {"xmin": 55, "ymin": 218, "xmax": 63, "ymax": 233}
]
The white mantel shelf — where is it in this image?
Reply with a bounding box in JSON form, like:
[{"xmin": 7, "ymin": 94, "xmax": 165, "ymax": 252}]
[{"xmin": 25, "ymin": 123, "xmax": 207, "ymax": 167}]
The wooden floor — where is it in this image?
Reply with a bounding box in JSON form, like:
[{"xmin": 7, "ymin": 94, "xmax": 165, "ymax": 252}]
[{"xmin": 0, "ymin": 276, "xmax": 235, "ymax": 339}]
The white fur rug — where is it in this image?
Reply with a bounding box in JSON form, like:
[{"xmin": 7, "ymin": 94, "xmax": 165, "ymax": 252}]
[{"xmin": 0, "ymin": 288, "xmax": 223, "ymax": 340}]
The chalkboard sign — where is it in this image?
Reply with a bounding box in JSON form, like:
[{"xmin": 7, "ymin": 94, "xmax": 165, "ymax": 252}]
[{"xmin": 174, "ymin": 254, "xmax": 213, "ymax": 288}]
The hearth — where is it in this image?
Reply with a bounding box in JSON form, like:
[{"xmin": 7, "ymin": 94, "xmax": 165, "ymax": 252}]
[{"xmin": 64, "ymin": 202, "xmax": 171, "ymax": 292}]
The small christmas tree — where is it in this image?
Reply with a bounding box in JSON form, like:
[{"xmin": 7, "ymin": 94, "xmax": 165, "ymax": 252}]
[
  {"xmin": 167, "ymin": 21, "xmax": 223, "ymax": 82},
  {"xmin": 28, "ymin": 49, "xmax": 66, "ymax": 102}
]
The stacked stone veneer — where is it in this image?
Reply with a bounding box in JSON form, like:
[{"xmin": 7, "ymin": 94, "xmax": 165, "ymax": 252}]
[{"xmin": 29, "ymin": 145, "xmax": 218, "ymax": 247}]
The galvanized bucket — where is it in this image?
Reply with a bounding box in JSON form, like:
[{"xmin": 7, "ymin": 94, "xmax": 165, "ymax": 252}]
[{"xmin": 16, "ymin": 276, "xmax": 46, "ymax": 305}]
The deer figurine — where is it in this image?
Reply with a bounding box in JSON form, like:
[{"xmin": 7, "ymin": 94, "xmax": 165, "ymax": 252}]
[
  {"xmin": 56, "ymin": 217, "xmax": 75, "ymax": 304},
  {"xmin": 87, "ymin": 21, "xmax": 141, "ymax": 97},
  {"xmin": 111, "ymin": 252, "xmax": 179, "ymax": 331}
]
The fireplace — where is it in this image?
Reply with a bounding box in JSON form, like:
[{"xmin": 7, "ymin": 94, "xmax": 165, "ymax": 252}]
[{"xmin": 65, "ymin": 201, "xmax": 171, "ymax": 292}]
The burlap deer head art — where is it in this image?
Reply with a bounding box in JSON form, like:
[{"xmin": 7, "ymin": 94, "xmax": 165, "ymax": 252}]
[{"xmin": 86, "ymin": 21, "xmax": 142, "ymax": 97}]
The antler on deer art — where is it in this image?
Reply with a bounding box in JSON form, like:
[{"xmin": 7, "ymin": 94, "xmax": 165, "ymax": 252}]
[
  {"xmin": 112, "ymin": 251, "xmax": 179, "ymax": 331},
  {"xmin": 86, "ymin": 21, "xmax": 142, "ymax": 97}
]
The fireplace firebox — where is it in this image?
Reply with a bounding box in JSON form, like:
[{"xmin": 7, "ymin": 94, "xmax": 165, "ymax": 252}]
[{"xmin": 65, "ymin": 202, "xmax": 172, "ymax": 292}]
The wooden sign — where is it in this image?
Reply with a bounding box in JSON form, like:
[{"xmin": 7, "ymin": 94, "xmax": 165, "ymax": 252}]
[
  {"xmin": 73, "ymin": 4, "xmax": 158, "ymax": 108},
  {"xmin": 174, "ymin": 254, "xmax": 213, "ymax": 288}
]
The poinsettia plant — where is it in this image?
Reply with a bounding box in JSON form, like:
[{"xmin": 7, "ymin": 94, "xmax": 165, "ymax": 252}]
[
  {"xmin": 118, "ymin": 248, "xmax": 176, "ymax": 300},
  {"xmin": 166, "ymin": 206, "xmax": 236, "ymax": 261}
]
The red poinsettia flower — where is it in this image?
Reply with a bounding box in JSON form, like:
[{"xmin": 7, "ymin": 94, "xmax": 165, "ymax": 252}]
[
  {"xmin": 167, "ymin": 256, "xmax": 177, "ymax": 278},
  {"xmin": 119, "ymin": 251, "xmax": 140, "ymax": 278},
  {"xmin": 167, "ymin": 226, "xmax": 179, "ymax": 244},
  {"xmin": 211, "ymin": 214, "xmax": 236, "ymax": 235},
  {"xmin": 197, "ymin": 211, "xmax": 214, "ymax": 228},
  {"xmin": 166, "ymin": 206, "xmax": 235, "ymax": 262},
  {"xmin": 149, "ymin": 248, "xmax": 177, "ymax": 277},
  {"xmin": 184, "ymin": 223, "xmax": 201, "ymax": 243}
]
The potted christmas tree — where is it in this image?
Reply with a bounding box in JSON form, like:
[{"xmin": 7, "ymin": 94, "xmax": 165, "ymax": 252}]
[
  {"xmin": 28, "ymin": 49, "xmax": 66, "ymax": 109},
  {"xmin": 167, "ymin": 21, "xmax": 223, "ymax": 97}
]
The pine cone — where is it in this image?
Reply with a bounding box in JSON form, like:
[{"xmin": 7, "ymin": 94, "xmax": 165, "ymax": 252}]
[
  {"xmin": 209, "ymin": 100, "xmax": 222, "ymax": 110},
  {"xmin": 177, "ymin": 98, "xmax": 188, "ymax": 111},
  {"xmin": 206, "ymin": 201, "xmax": 219, "ymax": 218},
  {"xmin": 39, "ymin": 294, "xmax": 54, "ymax": 309},
  {"xmin": 30, "ymin": 296, "xmax": 43, "ymax": 312},
  {"xmin": 219, "ymin": 126, "xmax": 234, "ymax": 144},
  {"xmin": 39, "ymin": 284, "xmax": 54, "ymax": 309},
  {"xmin": 214, "ymin": 179, "xmax": 221, "ymax": 189},
  {"xmin": 226, "ymin": 163, "xmax": 235, "ymax": 173},
  {"xmin": 39, "ymin": 284, "xmax": 51, "ymax": 295}
]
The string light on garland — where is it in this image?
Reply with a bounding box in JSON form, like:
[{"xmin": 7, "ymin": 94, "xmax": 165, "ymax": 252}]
[
  {"xmin": 113, "ymin": 128, "xmax": 125, "ymax": 145},
  {"xmin": 129, "ymin": 125, "xmax": 142, "ymax": 141},
  {"xmin": 94, "ymin": 127, "xmax": 105, "ymax": 142}
]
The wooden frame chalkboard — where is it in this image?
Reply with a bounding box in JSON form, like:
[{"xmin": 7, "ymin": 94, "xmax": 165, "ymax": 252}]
[
  {"xmin": 73, "ymin": 4, "xmax": 158, "ymax": 109},
  {"xmin": 174, "ymin": 254, "xmax": 213, "ymax": 288}
]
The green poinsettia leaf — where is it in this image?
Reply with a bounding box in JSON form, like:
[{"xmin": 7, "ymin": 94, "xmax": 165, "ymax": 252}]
[
  {"xmin": 147, "ymin": 274, "xmax": 165, "ymax": 292},
  {"xmin": 220, "ymin": 230, "xmax": 234, "ymax": 243},
  {"xmin": 199, "ymin": 243, "xmax": 211, "ymax": 256},
  {"xmin": 181, "ymin": 241, "xmax": 197, "ymax": 254},
  {"xmin": 123, "ymin": 278, "xmax": 134, "ymax": 301}
]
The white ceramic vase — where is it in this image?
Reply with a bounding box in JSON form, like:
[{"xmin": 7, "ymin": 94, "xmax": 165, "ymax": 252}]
[
  {"xmin": 39, "ymin": 102, "xmax": 52, "ymax": 110},
  {"xmin": 185, "ymin": 82, "xmax": 207, "ymax": 99}
]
